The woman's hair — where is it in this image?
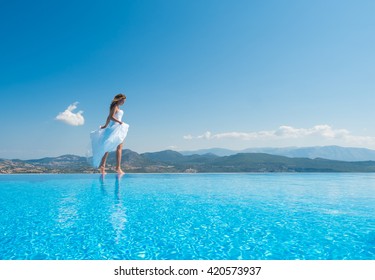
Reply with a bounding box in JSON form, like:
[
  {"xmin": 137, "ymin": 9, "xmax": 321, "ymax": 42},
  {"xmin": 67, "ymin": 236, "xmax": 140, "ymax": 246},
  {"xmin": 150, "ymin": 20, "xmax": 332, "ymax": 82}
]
[{"xmin": 110, "ymin": 93, "xmax": 126, "ymax": 110}]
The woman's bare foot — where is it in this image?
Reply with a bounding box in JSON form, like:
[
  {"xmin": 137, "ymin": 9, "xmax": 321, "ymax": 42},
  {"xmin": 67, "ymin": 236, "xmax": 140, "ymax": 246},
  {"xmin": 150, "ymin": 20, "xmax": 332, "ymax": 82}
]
[
  {"xmin": 99, "ymin": 166, "xmax": 107, "ymax": 174},
  {"xmin": 116, "ymin": 168, "xmax": 125, "ymax": 175}
]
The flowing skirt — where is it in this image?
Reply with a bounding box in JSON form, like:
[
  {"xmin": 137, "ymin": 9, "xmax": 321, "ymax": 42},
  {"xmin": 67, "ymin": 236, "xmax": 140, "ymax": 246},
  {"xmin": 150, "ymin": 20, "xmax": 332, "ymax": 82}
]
[{"xmin": 90, "ymin": 122, "xmax": 129, "ymax": 168}]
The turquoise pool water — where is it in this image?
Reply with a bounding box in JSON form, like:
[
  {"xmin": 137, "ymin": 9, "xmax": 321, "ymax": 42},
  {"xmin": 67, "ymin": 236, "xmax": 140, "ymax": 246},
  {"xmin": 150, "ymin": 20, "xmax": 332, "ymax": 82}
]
[{"xmin": 0, "ymin": 173, "xmax": 374, "ymax": 260}]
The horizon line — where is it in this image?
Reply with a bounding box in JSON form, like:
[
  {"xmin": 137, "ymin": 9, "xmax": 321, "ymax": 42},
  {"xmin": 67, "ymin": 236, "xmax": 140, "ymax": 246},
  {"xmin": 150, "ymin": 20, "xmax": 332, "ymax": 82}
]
[{"xmin": 2, "ymin": 144, "xmax": 375, "ymax": 161}]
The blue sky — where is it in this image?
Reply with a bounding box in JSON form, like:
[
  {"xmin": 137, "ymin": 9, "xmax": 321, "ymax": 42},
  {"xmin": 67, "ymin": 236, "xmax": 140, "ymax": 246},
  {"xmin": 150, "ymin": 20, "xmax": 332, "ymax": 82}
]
[{"xmin": 1, "ymin": 0, "xmax": 375, "ymax": 159}]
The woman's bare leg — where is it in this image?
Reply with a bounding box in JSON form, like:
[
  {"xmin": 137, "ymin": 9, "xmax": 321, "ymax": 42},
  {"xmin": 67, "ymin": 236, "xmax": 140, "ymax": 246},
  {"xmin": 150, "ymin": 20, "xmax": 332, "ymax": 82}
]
[
  {"xmin": 116, "ymin": 143, "xmax": 124, "ymax": 174},
  {"xmin": 100, "ymin": 152, "xmax": 109, "ymax": 174}
]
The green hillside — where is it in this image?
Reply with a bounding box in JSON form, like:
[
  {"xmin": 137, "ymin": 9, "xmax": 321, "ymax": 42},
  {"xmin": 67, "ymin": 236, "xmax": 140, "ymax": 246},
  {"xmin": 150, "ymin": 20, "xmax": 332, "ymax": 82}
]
[{"xmin": 2, "ymin": 150, "xmax": 375, "ymax": 173}]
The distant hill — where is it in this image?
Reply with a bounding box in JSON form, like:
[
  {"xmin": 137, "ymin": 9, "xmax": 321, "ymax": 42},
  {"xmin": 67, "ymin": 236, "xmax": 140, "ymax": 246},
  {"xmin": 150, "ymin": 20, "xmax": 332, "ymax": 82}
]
[
  {"xmin": 181, "ymin": 146, "xmax": 375, "ymax": 162},
  {"xmin": 180, "ymin": 148, "xmax": 236, "ymax": 157},
  {"xmin": 2, "ymin": 148, "xmax": 375, "ymax": 173}
]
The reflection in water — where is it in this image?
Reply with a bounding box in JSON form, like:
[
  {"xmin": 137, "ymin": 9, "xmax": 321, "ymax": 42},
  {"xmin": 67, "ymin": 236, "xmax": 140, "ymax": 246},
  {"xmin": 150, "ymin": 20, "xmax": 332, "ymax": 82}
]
[
  {"xmin": 100, "ymin": 174, "xmax": 127, "ymax": 244},
  {"xmin": 99, "ymin": 174, "xmax": 107, "ymax": 195}
]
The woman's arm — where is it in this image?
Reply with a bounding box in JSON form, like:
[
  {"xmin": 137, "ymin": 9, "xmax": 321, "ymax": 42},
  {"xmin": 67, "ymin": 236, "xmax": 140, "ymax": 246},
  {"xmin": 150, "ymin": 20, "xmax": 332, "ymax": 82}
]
[
  {"xmin": 100, "ymin": 107, "xmax": 122, "ymax": 129},
  {"xmin": 109, "ymin": 108, "xmax": 123, "ymax": 124},
  {"xmin": 100, "ymin": 116, "xmax": 111, "ymax": 129}
]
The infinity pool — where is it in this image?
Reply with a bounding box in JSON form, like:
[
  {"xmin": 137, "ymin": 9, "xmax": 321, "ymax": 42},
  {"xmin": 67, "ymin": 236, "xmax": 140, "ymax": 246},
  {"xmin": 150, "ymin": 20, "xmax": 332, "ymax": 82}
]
[{"xmin": 0, "ymin": 173, "xmax": 374, "ymax": 259}]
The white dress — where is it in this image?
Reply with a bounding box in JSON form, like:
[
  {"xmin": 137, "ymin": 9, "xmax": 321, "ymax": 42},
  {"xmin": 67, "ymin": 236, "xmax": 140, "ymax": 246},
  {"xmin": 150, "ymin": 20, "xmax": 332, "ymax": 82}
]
[{"xmin": 90, "ymin": 110, "xmax": 129, "ymax": 168}]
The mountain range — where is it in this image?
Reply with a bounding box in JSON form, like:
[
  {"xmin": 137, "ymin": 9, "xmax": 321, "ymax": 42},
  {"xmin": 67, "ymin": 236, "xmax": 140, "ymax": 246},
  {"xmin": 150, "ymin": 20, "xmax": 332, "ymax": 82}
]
[
  {"xmin": 180, "ymin": 145, "xmax": 375, "ymax": 161},
  {"xmin": 2, "ymin": 146, "xmax": 375, "ymax": 173}
]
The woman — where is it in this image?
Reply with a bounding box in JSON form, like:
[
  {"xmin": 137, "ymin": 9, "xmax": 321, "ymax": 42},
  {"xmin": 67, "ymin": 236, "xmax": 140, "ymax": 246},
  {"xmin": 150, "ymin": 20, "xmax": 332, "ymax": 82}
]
[{"xmin": 91, "ymin": 94, "xmax": 129, "ymax": 174}]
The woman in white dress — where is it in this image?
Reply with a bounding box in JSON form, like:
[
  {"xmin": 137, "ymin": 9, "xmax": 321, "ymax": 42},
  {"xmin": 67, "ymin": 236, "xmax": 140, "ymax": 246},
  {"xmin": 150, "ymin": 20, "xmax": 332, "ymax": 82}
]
[{"xmin": 90, "ymin": 94, "xmax": 129, "ymax": 174}]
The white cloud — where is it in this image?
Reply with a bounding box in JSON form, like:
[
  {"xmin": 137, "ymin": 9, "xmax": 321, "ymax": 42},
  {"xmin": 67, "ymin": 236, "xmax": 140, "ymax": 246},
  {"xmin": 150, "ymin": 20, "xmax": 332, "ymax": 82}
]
[
  {"xmin": 183, "ymin": 125, "xmax": 375, "ymax": 147},
  {"xmin": 198, "ymin": 131, "xmax": 212, "ymax": 139},
  {"xmin": 55, "ymin": 102, "xmax": 84, "ymax": 126},
  {"xmin": 273, "ymin": 125, "xmax": 350, "ymax": 139},
  {"xmin": 167, "ymin": 145, "xmax": 178, "ymax": 150}
]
